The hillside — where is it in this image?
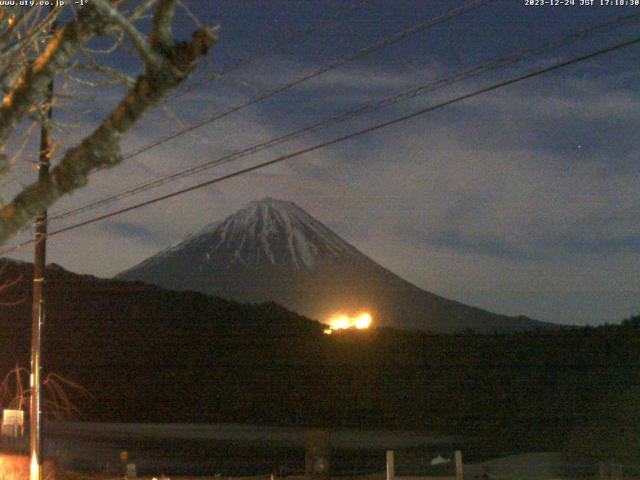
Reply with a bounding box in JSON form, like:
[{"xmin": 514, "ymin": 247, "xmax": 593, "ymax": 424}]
[{"xmin": 0, "ymin": 258, "xmax": 638, "ymax": 456}]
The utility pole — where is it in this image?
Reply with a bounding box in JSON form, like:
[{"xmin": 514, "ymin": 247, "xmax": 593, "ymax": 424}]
[{"xmin": 30, "ymin": 11, "xmax": 55, "ymax": 480}]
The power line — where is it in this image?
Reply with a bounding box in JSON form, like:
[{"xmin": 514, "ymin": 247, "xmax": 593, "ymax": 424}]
[
  {"xmin": 84, "ymin": 3, "xmax": 370, "ymax": 171},
  {"xmin": 0, "ymin": 31, "xmax": 631, "ymax": 257},
  {"xmin": 47, "ymin": 10, "xmax": 640, "ymax": 224},
  {"xmin": 2, "ymin": 0, "xmax": 496, "ymax": 245},
  {"xmin": 47, "ymin": 0, "xmax": 501, "ymax": 221},
  {"xmin": 95, "ymin": 0, "xmax": 496, "ymax": 170},
  {"xmin": 45, "ymin": 0, "xmax": 371, "ymax": 169},
  {"xmin": 173, "ymin": 0, "xmax": 372, "ymax": 100}
]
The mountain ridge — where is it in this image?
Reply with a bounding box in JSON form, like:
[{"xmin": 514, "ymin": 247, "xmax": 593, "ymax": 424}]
[{"xmin": 118, "ymin": 198, "xmax": 554, "ymax": 333}]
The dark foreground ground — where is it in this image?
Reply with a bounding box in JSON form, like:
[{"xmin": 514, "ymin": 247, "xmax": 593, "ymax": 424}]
[{"xmin": 19, "ymin": 422, "xmax": 460, "ymax": 476}]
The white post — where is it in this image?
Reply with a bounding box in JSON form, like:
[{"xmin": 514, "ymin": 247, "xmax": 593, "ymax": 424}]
[
  {"xmin": 386, "ymin": 450, "xmax": 395, "ymax": 480},
  {"xmin": 455, "ymin": 450, "xmax": 463, "ymax": 480}
]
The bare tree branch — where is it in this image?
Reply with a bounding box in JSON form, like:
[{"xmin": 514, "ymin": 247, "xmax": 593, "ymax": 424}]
[
  {"xmin": 1, "ymin": 8, "xmax": 58, "ymax": 57},
  {"xmin": 0, "ymin": 6, "xmax": 105, "ymax": 172},
  {"xmin": 1, "ymin": 366, "xmax": 92, "ymax": 419},
  {"xmin": 92, "ymin": 0, "xmax": 164, "ymax": 69},
  {"xmin": 128, "ymin": 0, "xmax": 161, "ymax": 23},
  {"xmin": 0, "ymin": 14, "xmax": 217, "ymax": 243},
  {"xmin": 0, "ymin": 1, "xmax": 217, "ymax": 244},
  {"xmin": 74, "ymin": 62, "xmax": 136, "ymax": 87},
  {"xmin": 151, "ymin": 0, "xmax": 177, "ymax": 49}
]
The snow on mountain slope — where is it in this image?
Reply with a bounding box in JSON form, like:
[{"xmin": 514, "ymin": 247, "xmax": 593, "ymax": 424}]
[
  {"xmin": 118, "ymin": 198, "xmax": 553, "ymax": 333},
  {"xmin": 123, "ymin": 198, "xmax": 370, "ymax": 277},
  {"xmin": 204, "ymin": 197, "xmax": 366, "ymax": 268}
]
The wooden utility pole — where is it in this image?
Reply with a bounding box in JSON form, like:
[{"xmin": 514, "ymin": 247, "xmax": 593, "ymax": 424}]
[
  {"xmin": 455, "ymin": 450, "xmax": 463, "ymax": 480},
  {"xmin": 386, "ymin": 450, "xmax": 395, "ymax": 480},
  {"xmin": 30, "ymin": 16, "xmax": 55, "ymax": 480}
]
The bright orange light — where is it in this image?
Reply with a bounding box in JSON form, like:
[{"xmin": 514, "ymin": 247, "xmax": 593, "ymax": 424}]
[
  {"xmin": 30, "ymin": 453, "xmax": 39, "ymax": 480},
  {"xmin": 354, "ymin": 313, "xmax": 372, "ymax": 329},
  {"xmin": 324, "ymin": 312, "xmax": 372, "ymax": 334}
]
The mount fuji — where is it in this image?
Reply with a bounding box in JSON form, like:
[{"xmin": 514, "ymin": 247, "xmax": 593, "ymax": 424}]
[{"xmin": 117, "ymin": 198, "xmax": 551, "ymax": 333}]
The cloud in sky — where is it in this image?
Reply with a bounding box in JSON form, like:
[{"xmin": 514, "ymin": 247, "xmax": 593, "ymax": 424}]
[{"xmin": 5, "ymin": 1, "xmax": 640, "ymax": 326}]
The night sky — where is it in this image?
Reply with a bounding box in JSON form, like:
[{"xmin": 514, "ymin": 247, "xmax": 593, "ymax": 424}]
[{"xmin": 5, "ymin": 0, "xmax": 640, "ymax": 325}]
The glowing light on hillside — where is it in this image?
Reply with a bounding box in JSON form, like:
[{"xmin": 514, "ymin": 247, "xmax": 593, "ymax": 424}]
[{"xmin": 323, "ymin": 312, "xmax": 372, "ymax": 334}]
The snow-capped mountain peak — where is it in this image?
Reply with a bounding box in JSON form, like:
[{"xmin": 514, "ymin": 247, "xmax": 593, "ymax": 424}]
[
  {"xmin": 205, "ymin": 197, "xmax": 364, "ymax": 269},
  {"xmin": 118, "ymin": 198, "xmax": 551, "ymax": 333},
  {"xmin": 127, "ymin": 198, "xmax": 365, "ymax": 274}
]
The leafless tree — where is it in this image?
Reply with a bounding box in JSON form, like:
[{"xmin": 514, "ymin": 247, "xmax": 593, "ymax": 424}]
[
  {"xmin": 0, "ymin": 1, "xmax": 217, "ymax": 244},
  {"xmin": 0, "ymin": 365, "xmax": 92, "ymax": 420}
]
